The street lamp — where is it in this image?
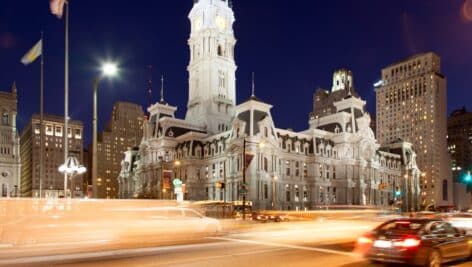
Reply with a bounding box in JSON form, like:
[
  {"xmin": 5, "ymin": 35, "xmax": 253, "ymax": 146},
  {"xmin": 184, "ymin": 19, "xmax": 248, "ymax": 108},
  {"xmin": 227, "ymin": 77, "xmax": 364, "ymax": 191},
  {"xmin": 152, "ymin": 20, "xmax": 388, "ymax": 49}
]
[
  {"xmin": 272, "ymin": 175, "xmax": 278, "ymax": 209},
  {"xmin": 92, "ymin": 62, "xmax": 118, "ymax": 198},
  {"xmin": 59, "ymin": 156, "xmax": 86, "ymax": 198},
  {"xmin": 241, "ymin": 138, "xmax": 265, "ymax": 220}
]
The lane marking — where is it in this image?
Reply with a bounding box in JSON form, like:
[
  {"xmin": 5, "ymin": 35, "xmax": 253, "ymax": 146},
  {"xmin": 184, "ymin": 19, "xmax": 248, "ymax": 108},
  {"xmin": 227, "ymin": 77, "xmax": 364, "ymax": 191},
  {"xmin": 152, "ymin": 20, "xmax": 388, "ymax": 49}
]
[{"xmin": 208, "ymin": 236, "xmax": 359, "ymax": 258}]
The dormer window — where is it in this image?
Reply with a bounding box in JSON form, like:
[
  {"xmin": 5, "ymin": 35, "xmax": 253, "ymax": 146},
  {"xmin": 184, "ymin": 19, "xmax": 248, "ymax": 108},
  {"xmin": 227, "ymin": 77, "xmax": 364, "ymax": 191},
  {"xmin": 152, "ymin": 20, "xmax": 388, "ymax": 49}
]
[{"xmin": 2, "ymin": 112, "xmax": 8, "ymax": 126}]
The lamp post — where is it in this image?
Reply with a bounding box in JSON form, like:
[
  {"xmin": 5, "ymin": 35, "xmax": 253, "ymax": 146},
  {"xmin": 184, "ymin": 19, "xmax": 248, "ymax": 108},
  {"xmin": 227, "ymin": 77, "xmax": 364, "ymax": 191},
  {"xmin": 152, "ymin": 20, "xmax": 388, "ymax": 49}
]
[
  {"xmin": 92, "ymin": 62, "xmax": 118, "ymax": 198},
  {"xmin": 404, "ymin": 173, "xmax": 410, "ymax": 212},
  {"xmin": 59, "ymin": 156, "xmax": 86, "ymax": 198},
  {"xmin": 272, "ymin": 175, "xmax": 278, "ymax": 209},
  {"xmin": 241, "ymin": 139, "xmax": 264, "ymax": 220}
]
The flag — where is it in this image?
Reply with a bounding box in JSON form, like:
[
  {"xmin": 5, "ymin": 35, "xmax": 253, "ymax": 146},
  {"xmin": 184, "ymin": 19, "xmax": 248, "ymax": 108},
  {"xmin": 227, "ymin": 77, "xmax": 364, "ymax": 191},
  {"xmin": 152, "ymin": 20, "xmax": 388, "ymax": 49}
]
[
  {"xmin": 50, "ymin": 0, "xmax": 66, "ymax": 19},
  {"xmin": 21, "ymin": 39, "xmax": 42, "ymax": 65}
]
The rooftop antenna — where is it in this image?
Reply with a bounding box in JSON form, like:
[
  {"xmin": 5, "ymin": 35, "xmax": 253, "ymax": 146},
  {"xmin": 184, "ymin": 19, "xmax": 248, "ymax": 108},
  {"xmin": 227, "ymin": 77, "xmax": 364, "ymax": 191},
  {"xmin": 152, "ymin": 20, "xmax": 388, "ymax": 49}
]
[
  {"xmin": 160, "ymin": 74, "xmax": 166, "ymax": 104},
  {"xmin": 251, "ymin": 72, "xmax": 255, "ymax": 98}
]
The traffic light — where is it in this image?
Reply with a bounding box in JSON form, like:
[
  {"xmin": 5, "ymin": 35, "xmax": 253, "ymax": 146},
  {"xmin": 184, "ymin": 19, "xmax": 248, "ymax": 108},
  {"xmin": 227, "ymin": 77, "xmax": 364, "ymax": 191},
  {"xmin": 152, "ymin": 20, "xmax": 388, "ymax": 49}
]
[
  {"xmin": 465, "ymin": 171, "xmax": 471, "ymax": 183},
  {"xmin": 395, "ymin": 187, "xmax": 401, "ymax": 197},
  {"xmin": 216, "ymin": 182, "xmax": 226, "ymax": 189}
]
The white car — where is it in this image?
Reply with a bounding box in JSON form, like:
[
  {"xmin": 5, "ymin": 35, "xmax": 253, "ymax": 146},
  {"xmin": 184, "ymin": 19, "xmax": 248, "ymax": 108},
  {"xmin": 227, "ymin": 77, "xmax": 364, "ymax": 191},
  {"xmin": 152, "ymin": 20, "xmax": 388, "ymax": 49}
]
[{"xmin": 444, "ymin": 213, "xmax": 472, "ymax": 234}]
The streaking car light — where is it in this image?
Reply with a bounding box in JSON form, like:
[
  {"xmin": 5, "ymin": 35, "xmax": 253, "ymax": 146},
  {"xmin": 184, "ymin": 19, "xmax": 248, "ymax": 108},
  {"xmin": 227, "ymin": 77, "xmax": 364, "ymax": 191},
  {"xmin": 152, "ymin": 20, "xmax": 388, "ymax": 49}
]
[{"xmin": 393, "ymin": 237, "xmax": 421, "ymax": 248}]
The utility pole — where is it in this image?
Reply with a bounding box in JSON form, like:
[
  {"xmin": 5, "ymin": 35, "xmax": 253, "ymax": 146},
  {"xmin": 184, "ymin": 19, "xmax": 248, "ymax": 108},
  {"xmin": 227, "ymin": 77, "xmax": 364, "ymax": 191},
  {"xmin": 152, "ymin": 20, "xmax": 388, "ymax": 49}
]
[{"xmin": 242, "ymin": 139, "xmax": 247, "ymax": 220}]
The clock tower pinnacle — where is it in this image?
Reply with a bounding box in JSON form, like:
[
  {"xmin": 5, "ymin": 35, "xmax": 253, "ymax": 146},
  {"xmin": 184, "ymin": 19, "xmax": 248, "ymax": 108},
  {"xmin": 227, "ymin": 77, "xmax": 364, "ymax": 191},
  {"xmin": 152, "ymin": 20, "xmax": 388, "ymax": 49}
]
[{"xmin": 186, "ymin": 0, "xmax": 237, "ymax": 134}]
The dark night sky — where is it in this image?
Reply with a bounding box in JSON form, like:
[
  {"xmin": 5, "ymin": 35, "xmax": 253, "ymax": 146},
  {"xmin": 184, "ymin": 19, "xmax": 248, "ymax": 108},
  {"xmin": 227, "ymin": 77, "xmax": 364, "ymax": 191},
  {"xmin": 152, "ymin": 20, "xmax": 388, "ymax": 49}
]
[{"xmin": 1, "ymin": 0, "xmax": 472, "ymax": 147}]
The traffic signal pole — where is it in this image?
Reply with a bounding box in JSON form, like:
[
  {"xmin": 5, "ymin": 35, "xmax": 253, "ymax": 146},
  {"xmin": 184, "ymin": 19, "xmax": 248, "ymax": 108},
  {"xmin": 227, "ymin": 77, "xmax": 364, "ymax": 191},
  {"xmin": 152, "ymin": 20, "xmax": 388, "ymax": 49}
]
[{"xmin": 242, "ymin": 139, "xmax": 247, "ymax": 220}]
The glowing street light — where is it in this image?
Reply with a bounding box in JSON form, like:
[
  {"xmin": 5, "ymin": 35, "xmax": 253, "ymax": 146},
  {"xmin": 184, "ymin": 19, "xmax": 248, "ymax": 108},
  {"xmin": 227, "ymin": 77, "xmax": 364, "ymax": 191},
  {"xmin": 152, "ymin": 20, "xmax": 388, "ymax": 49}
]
[
  {"xmin": 92, "ymin": 62, "xmax": 119, "ymax": 198},
  {"xmin": 101, "ymin": 62, "xmax": 118, "ymax": 77},
  {"xmin": 59, "ymin": 156, "xmax": 86, "ymax": 197}
]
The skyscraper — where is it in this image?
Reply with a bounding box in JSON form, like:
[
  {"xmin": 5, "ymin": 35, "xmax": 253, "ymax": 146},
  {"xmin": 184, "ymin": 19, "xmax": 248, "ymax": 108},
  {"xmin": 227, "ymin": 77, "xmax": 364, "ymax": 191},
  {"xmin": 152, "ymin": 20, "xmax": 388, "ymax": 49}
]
[
  {"xmin": 375, "ymin": 52, "xmax": 452, "ymax": 209},
  {"xmin": 447, "ymin": 107, "xmax": 472, "ymax": 210},
  {"xmin": 20, "ymin": 114, "xmax": 84, "ymax": 198},
  {"xmin": 0, "ymin": 83, "xmax": 21, "ymax": 198},
  {"xmin": 94, "ymin": 102, "xmax": 144, "ymax": 198}
]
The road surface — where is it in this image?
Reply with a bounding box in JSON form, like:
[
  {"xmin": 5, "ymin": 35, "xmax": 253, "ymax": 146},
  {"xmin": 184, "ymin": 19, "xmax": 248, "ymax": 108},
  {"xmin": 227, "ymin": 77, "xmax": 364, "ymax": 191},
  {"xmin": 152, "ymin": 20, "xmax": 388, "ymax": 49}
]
[{"xmin": 0, "ymin": 220, "xmax": 470, "ymax": 267}]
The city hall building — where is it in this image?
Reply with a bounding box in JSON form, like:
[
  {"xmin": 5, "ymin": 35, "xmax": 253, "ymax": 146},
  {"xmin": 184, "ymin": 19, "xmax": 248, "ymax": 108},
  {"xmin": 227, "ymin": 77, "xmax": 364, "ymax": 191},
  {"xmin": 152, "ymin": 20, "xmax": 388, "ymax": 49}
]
[{"xmin": 118, "ymin": 0, "xmax": 421, "ymax": 211}]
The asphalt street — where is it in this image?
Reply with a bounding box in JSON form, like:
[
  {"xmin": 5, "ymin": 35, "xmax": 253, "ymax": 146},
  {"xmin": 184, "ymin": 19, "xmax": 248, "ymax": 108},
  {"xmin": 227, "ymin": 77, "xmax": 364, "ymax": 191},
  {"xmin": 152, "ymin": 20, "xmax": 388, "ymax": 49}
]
[{"xmin": 0, "ymin": 220, "xmax": 470, "ymax": 267}]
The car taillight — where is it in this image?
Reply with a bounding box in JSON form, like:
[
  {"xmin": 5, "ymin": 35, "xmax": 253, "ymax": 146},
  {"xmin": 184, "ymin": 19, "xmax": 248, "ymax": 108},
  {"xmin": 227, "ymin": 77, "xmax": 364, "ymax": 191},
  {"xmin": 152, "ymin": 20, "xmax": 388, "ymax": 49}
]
[{"xmin": 393, "ymin": 238, "xmax": 421, "ymax": 248}]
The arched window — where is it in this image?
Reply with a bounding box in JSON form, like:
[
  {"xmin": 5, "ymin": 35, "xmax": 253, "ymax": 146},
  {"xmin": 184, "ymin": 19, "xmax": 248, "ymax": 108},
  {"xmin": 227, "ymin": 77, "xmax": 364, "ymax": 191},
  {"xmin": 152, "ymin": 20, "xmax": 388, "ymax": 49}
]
[{"xmin": 2, "ymin": 112, "xmax": 8, "ymax": 126}]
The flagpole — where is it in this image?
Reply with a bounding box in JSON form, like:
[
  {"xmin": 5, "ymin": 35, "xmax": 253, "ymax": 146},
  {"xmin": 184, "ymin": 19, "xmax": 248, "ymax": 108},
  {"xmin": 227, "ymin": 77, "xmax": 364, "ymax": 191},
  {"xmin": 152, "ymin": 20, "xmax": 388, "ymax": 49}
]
[
  {"xmin": 64, "ymin": 1, "xmax": 69, "ymax": 198},
  {"xmin": 40, "ymin": 31, "xmax": 44, "ymax": 198}
]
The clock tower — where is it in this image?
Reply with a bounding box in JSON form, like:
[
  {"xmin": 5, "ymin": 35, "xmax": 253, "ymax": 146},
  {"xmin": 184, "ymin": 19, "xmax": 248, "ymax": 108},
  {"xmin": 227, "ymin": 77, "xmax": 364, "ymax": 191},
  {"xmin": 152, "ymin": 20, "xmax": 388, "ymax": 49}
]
[{"xmin": 186, "ymin": 0, "xmax": 237, "ymax": 134}]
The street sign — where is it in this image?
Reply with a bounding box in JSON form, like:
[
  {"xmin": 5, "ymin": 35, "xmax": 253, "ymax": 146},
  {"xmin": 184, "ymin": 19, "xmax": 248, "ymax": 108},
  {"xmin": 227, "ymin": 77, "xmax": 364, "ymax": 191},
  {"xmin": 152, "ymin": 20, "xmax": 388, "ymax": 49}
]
[{"xmin": 173, "ymin": 178, "xmax": 182, "ymax": 187}]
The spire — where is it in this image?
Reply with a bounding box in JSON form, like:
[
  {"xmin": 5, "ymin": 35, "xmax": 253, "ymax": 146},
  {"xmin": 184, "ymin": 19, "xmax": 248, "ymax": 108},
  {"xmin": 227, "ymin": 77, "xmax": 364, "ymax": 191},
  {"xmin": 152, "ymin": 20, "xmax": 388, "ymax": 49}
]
[
  {"xmin": 347, "ymin": 79, "xmax": 352, "ymax": 96},
  {"xmin": 160, "ymin": 75, "xmax": 167, "ymax": 104},
  {"xmin": 146, "ymin": 65, "xmax": 153, "ymax": 110},
  {"xmin": 251, "ymin": 72, "xmax": 255, "ymax": 98},
  {"xmin": 11, "ymin": 81, "xmax": 17, "ymax": 95}
]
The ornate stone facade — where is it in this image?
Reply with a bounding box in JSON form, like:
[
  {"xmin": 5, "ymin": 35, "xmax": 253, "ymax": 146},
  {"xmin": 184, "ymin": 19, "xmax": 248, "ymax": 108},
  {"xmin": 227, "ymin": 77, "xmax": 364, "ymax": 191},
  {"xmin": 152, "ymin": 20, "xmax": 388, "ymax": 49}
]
[
  {"xmin": 0, "ymin": 83, "xmax": 20, "ymax": 198},
  {"xmin": 118, "ymin": 0, "xmax": 421, "ymax": 211}
]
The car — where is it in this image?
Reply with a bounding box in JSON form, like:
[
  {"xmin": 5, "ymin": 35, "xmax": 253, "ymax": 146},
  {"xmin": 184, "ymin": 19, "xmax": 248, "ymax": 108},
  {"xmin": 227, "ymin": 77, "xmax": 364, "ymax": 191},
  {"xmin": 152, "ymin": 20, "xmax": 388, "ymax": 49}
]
[
  {"xmin": 444, "ymin": 213, "xmax": 472, "ymax": 234},
  {"xmin": 356, "ymin": 218, "xmax": 472, "ymax": 267},
  {"xmin": 251, "ymin": 212, "xmax": 268, "ymax": 222},
  {"xmin": 266, "ymin": 214, "xmax": 289, "ymax": 222},
  {"xmin": 1, "ymin": 202, "xmax": 221, "ymax": 246}
]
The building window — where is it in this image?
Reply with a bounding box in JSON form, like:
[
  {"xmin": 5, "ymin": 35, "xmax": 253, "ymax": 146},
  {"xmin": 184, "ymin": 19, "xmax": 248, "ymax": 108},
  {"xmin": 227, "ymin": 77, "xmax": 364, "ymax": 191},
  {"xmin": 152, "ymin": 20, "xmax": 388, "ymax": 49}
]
[
  {"xmin": 2, "ymin": 113, "xmax": 8, "ymax": 126},
  {"xmin": 1, "ymin": 184, "xmax": 7, "ymax": 197},
  {"xmin": 218, "ymin": 45, "xmax": 223, "ymax": 56},
  {"xmin": 263, "ymin": 157, "xmax": 268, "ymax": 172},
  {"xmin": 75, "ymin": 129, "xmax": 81, "ymax": 139},
  {"xmin": 285, "ymin": 187, "xmax": 291, "ymax": 202},
  {"xmin": 46, "ymin": 125, "xmax": 53, "ymax": 136},
  {"xmin": 264, "ymin": 184, "xmax": 268, "ymax": 199}
]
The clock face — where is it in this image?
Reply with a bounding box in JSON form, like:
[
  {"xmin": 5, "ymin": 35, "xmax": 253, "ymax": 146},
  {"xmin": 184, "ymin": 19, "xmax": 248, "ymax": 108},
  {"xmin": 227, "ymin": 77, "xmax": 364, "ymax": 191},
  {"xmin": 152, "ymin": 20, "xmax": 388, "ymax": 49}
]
[
  {"xmin": 195, "ymin": 17, "xmax": 202, "ymax": 31},
  {"xmin": 215, "ymin": 15, "xmax": 226, "ymax": 30}
]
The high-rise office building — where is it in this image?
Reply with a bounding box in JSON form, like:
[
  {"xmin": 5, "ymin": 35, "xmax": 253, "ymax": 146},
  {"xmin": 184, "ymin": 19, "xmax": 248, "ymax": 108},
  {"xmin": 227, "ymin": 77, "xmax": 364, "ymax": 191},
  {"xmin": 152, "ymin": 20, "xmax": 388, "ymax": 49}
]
[
  {"xmin": 447, "ymin": 107, "xmax": 472, "ymax": 210},
  {"xmin": 94, "ymin": 102, "xmax": 144, "ymax": 199},
  {"xmin": 375, "ymin": 52, "xmax": 452, "ymax": 208},
  {"xmin": 20, "ymin": 114, "xmax": 84, "ymax": 198}
]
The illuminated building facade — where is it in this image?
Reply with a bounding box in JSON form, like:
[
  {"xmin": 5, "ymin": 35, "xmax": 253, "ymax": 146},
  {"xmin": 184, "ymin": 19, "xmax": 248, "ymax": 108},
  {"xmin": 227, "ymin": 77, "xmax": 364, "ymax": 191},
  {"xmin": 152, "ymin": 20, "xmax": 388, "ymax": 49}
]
[
  {"xmin": 20, "ymin": 114, "xmax": 83, "ymax": 198},
  {"xmin": 94, "ymin": 102, "xmax": 144, "ymax": 198},
  {"xmin": 375, "ymin": 52, "xmax": 452, "ymax": 209},
  {"xmin": 0, "ymin": 83, "xmax": 21, "ymax": 198},
  {"xmin": 118, "ymin": 0, "xmax": 420, "ymax": 211}
]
